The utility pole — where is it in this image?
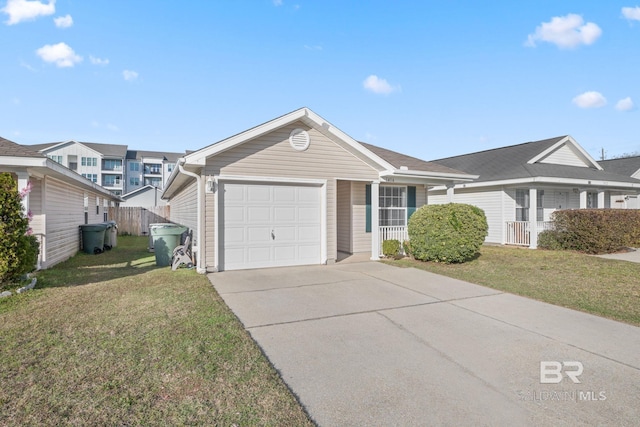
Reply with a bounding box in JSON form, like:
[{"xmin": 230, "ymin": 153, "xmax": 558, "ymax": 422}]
[{"xmin": 600, "ymin": 148, "xmax": 606, "ymax": 161}]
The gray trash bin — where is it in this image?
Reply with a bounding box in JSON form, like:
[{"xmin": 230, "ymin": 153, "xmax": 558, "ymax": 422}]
[
  {"xmin": 80, "ymin": 223, "xmax": 108, "ymax": 254},
  {"xmin": 107, "ymin": 220, "xmax": 118, "ymax": 248},
  {"xmin": 103, "ymin": 222, "xmax": 113, "ymax": 250},
  {"xmin": 149, "ymin": 223, "xmax": 188, "ymax": 266}
]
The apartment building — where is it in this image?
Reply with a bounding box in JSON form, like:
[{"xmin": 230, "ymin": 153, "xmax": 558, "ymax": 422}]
[{"xmin": 28, "ymin": 141, "xmax": 182, "ymax": 195}]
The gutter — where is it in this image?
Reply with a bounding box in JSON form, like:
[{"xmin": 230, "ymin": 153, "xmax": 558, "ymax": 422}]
[{"xmin": 177, "ymin": 160, "xmax": 206, "ymax": 274}]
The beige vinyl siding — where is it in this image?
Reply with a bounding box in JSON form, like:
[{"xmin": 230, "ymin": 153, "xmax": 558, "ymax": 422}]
[
  {"xmin": 204, "ymin": 122, "xmax": 379, "ymax": 266},
  {"xmin": 337, "ymin": 180, "xmax": 351, "ymax": 253},
  {"xmin": 169, "ymin": 179, "xmax": 198, "ymax": 232},
  {"xmin": 539, "ymin": 143, "xmax": 588, "ymax": 167},
  {"xmin": 351, "ymin": 181, "xmax": 370, "ymax": 253},
  {"xmin": 44, "ymin": 177, "xmax": 85, "ymax": 268},
  {"xmin": 28, "ymin": 178, "xmax": 45, "ymax": 236},
  {"xmin": 86, "ymin": 193, "xmax": 104, "ymax": 224}
]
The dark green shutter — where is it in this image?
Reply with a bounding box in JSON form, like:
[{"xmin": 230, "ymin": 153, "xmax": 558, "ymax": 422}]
[
  {"xmin": 365, "ymin": 184, "xmax": 371, "ymax": 233},
  {"xmin": 407, "ymin": 186, "xmax": 416, "ymax": 221}
]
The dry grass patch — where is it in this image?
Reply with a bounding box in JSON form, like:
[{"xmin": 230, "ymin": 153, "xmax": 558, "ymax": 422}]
[
  {"xmin": 386, "ymin": 245, "xmax": 640, "ymax": 326},
  {"xmin": 0, "ymin": 236, "xmax": 312, "ymax": 426}
]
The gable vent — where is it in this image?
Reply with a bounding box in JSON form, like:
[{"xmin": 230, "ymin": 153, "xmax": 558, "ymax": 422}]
[{"xmin": 289, "ymin": 128, "xmax": 310, "ymax": 151}]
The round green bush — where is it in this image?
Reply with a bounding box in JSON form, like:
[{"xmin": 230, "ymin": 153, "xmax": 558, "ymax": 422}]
[{"xmin": 408, "ymin": 203, "xmax": 488, "ymax": 263}]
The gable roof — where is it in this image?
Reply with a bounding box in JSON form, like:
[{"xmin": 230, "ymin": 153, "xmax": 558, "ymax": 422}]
[
  {"xmin": 599, "ymin": 156, "xmax": 640, "ymax": 178},
  {"xmin": 360, "ymin": 142, "xmax": 469, "ymax": 176},
  {"xmin": 431, "ymin": 136, "xmax": 640, "ymax": 185},
  {"xmin": 29, "ymin": 140, "xmax": 128, "ymax": 158}
]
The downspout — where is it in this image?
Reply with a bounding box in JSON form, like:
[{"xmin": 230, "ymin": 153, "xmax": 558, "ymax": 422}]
[{"xmin": 178, "ymin": 160, "xmax": 206, "ymax": 274}]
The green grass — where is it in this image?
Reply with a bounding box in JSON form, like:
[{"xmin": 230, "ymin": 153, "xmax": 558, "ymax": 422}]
[
  {"xmin": 385, "ymin": 245, "xmax": 640, "ymax": 326},
  {"xmin": 0, "ymin": 236, "xmax": 313, "ymax": 426}
]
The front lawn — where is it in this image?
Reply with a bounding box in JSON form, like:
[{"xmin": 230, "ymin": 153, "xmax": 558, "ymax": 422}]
[
  {"xmin": 386, "ymin": 245, "xmax": 640, "ymax": 327},
  {"xmin": 0, "ymin": 236, "xmax": 312, "ymax": 426}
]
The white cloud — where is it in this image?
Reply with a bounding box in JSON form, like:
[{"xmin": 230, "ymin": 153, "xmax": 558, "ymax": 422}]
[
  {"xmin": 363, "ymin": 75, "xmax": 399, "ymax": 95},
  {"xmin": 36, "ymin": 42, "xmax": 82, "ymax": 67},
  {"xmin": 273, "ymin": 0, "xmax": 283, "ymax": 6},
  {"xmin": 2, "ymin": 0, "xmax": 55, "ymax": 25},
  {"xmin": 20, "ymin": 59, "xmax": 36, "ymax": 71},
  {"xmin": 622, "ymin": 6, "xmax": 640, "ymax": 21},
  {"xmin": 615, "ymin": 97, "xmax": 634, "ymax": 111},
  {"xmin": 53, "ymin": 13, "xmax": 72, "ymax": 28},
  {"xmin": 526, "ymin": 14, "xmax": 602, "ymax": 49},
  {"xmin": 89, "ymin": 55, "xmax": 109, "ymax": 66},
  {"xmin": 572, "ymin": 91, "xmax": 607, "ymax": 108},
  {"xmin": 123, "ymin": 69, "xmax": 139, "ymax": 81}
]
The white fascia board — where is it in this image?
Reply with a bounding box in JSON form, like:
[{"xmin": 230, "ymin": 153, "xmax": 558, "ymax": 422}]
[
  {"xmin": 37, "ymin": 140, "xmax": 75, "ymax": 153},
  {"xmin": 380, "ymin": 169, "xmax": 478, "ymax": 182},
  {"xmin": 0, "ymin": 156, "xmax": 48, "ymax": 168},
  {"xmin": 185, "ymin": 109, "xmax": 309, "ymax": 166},
  {"xmin": 431, "ymin": 176, "xmax": 640, "ymax": 191},
  {"xmin": 215, "ymin": 175, "xmax": 327, "ymax": 186}
]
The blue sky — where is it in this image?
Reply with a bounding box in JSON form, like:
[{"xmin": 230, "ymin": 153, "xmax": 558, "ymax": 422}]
[{"xmin": 1, "ymin": 0, "xmax": 639, "ymax": 161}]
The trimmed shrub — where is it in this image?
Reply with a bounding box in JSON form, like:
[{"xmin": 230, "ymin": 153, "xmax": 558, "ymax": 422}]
[
  {"xmin": 537, "ymin": 230, "xmax": 563, "ymax": 251},
  {"xmin": 0, "ymin": 173, "xmax": 39, "ymax": 287},
  {"xmin": 408, "ymin": 203, "xmax": 488, "ymax": 263},
  {"xmin": 382, "ymin": 239, "xmax": 402, "ymax": 258},
  {"xmin": 547, "ymin": 209, "xmax": 640, "ymax": 254}
]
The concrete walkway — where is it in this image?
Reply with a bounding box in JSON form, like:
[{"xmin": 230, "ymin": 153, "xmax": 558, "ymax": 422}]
[
  {"xmin": 596, "ymin": 247, "xmax": 640, "ymax": 263},
  {"xmin": 210, "ymin": 262, "xmax": 640, "ymax": 426}
]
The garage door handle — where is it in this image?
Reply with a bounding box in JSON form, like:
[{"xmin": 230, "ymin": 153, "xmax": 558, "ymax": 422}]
[{"xmin": 271, "ymin": 230, "xmax": 275, "ymax": 240}]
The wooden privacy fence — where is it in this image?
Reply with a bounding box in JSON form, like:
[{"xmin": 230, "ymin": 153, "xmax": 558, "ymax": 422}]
[{"xmin": 108, "ymin": 206, "xmax": 171, "ymax": 236}]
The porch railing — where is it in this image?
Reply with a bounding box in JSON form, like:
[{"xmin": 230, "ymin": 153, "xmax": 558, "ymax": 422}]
[
  {"xmin": 505, "ymin": 221, "xmax": 553, "ymax": 246},
  {"xmin": 379, "ymin": 226, "xmax": 409, "ymax": 255}
]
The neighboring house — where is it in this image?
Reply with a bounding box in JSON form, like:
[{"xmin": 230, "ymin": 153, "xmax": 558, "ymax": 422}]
[
  {"xmin": 428, "ymin": 136, "xmax": 640, "ymax": 248},
  {"xmin": 0, "ymin": 137, "xmax": 122, "ymax": 269},
  {"xmin": 599, "ymin": 156, "xmax": 640, "ymax": 209},
  {"xmin": 120, "ymin": 185, "xmax": 167, "ymax": 207},
  {"xmin": 27, "ymin": 141, "xmax": 182, "ymax": 195},
  {"xmin": 125, "ymin": 150, "xmax": 181, "ymax": 194},
  {"xmin": 162, "ymin": 107, "xmax": 476, "ymax": 273}
]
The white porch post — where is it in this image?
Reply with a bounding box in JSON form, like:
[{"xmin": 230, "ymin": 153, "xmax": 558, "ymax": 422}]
[
  {"xmin": 446, "ymin": 184, "xmax": 455, "ymax": 203},
  {"xmin": 598, "ymin": 190, "xmax": 606, "ymax": 208},
  {"xmin": 579, "ymin": 190, "xmax": 587, "ymax": 208},
  {"xmin": 17, "ymin": 172, "xmax": 29, "ymax": 215},
  {"xmin": 529, "ymin": 187, "xmax": 538, "ymax": 249},
  {"xmin": 370, "ymin": 181, "xmax": 380, "ymax": 260}
]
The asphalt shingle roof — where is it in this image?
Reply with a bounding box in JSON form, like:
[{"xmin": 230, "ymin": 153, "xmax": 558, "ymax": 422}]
[
  {"xmin": 430, "ymin": 136, "xmax": 640, "ymax": 184},
  {"xmin": 599, "ymin": 156, "xmax": 640, "ymax": 177},
  {"xmin": 360, "ymin": 142, "xmax": 470, "ymax": 175},
  {"xmin": 0, "ymin": 137, "xmax": 46, "ymax": 158}
]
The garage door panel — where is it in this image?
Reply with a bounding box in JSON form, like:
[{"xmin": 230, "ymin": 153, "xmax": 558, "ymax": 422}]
[
  {"xmin": 298, "ymin": 225, "xmax": 320, "ymax": 241},
  {"xmin": 274, "ymin": 206, "xmax": 296, "ymax": 222},
  {"xmin": 298, "ymin": 207, "xmax": 320, "ymax": 222},
  {"xmin": 222, "ymin": 182, "xmax": 322, "ymax": 271},
  {"xmin": 273, "ymin": 186, "xmax": 296, "ymax": 202},
  {"xmin": 248, "ymin": 226, "xmax": 272, "ymax": 242},
  {"xmin": 248, "ymin": 185, "xmax": 271, "ymax": 202}
]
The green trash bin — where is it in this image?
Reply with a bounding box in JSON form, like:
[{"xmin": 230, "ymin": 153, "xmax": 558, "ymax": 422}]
[
  {"xmin": 149, "ymin": 223, "xmax": 188, "ymax": 266},
  {"xmin": 80, "ymin": 223, "xmax": 108, "ymax": 255}
]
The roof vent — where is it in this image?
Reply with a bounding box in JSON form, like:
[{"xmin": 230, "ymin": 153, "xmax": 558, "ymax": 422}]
[{"xmin": 289, "ymin": 128, "xmax": 310, "ymax": 151}]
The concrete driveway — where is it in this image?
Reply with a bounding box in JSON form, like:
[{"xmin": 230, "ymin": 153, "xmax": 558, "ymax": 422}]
[{"xmin": 210, "ymin": 262, "xmax": 640, "ymax": 426}]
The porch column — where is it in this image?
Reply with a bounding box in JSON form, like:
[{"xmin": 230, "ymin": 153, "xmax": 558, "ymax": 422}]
[
  {"xmin": 370, "ymin": 181, "xmax": 380, "ymax": 260},
  {"xmin": 446, "ymin": 184, "xmax": 455, "ymax": 203},
  {"xmin": 579, "ymin": 190, "xmax": 587, "ymax": 208},
  {"xmin": 598, "ymin": 190, "xmax": 606, "ymax": 208},
  {"xmin": 17, "ymin": 172, "xmax": 29, "ymax": 215},
  {"xmin": 529, "ymin": 187, "xmax": 538, "ymax": 249}
]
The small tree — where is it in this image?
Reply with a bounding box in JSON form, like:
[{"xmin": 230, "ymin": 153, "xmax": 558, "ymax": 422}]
[
  {"xmin": 408, "ymin": 203, "xmax": 488, "ymax": 263},
  {"xmin": 0, "ymin": 173, "xmax": 39, "ymax": 286}
]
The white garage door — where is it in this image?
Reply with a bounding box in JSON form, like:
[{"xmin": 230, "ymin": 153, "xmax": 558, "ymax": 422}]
[{"xmin": 221, "ymin": 182, "xmax": 322, "ymax": 271}]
